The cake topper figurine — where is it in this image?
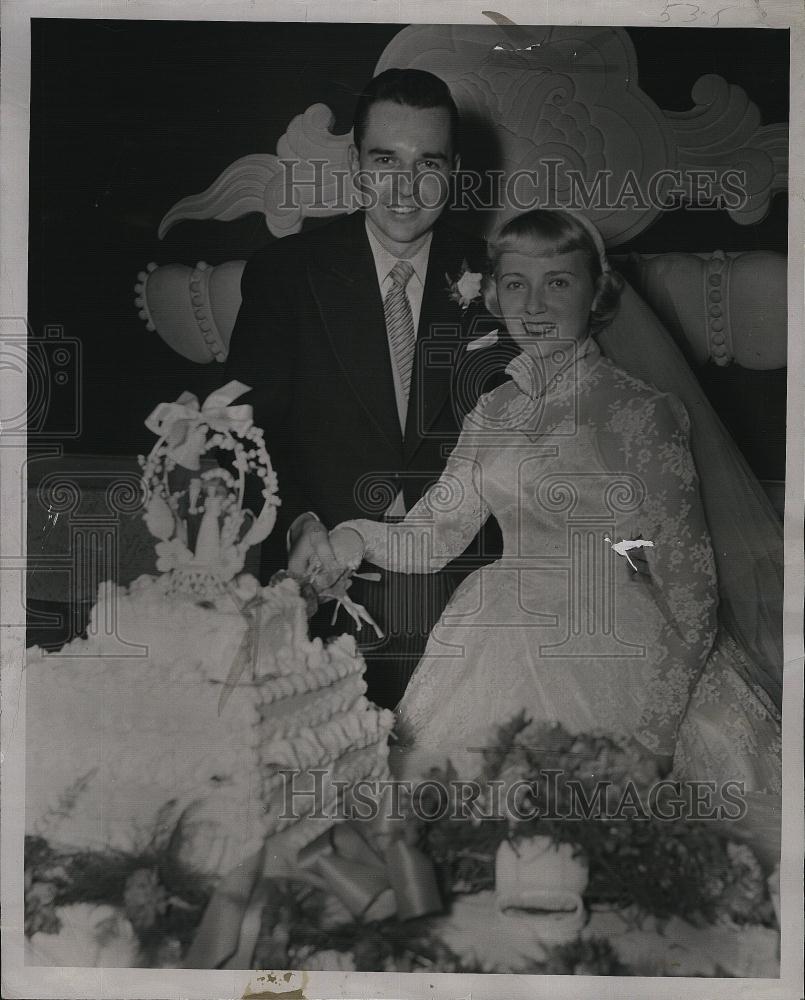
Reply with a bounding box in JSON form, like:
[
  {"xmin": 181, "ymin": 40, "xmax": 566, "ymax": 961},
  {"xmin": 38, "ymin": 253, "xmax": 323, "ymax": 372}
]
[
  {"xmin": 139, "ymin": 381, "xmax": 280, "ymax": 596},
  {"xmin": 140, "ymin": 380, "xmax": 381, "ymax": 638}
]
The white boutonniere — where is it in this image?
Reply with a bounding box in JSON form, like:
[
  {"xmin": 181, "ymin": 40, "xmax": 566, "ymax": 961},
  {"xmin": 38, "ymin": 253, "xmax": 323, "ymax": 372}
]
[{"xmin": 446, "ymin": 259, "xmax": 483, "ymax": 312}]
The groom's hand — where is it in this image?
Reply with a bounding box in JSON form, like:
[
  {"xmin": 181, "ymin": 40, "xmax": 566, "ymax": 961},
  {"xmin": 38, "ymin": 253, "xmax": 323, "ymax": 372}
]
[
  {"xmin": 287, "ymin": 514, "xmax": 341, "ymax": 589},
  {"xmin": 328, "ymin": 525, "xmax": 365, "ymax": 571}
]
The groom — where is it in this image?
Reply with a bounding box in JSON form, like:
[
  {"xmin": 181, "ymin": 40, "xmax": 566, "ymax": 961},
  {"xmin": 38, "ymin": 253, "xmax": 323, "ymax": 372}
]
[{"xmin": 224, "ymin": 68, "xmax": 503, "ymax": 708}]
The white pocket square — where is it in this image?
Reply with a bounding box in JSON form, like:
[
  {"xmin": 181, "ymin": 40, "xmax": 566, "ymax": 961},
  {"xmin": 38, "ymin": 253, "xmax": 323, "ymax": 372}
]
[{"xmin": 466, "ymin": 329, "xmax": 500, "ymax": 352}]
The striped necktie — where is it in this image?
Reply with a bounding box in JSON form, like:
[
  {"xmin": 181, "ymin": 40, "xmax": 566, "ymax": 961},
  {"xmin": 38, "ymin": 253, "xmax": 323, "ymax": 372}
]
[{"xmin": 383, "ymin": 259, "xmax": 416, "ymax": 421}]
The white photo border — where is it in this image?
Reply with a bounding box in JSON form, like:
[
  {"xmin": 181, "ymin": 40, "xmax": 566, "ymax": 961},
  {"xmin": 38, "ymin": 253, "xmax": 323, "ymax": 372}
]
[{"xmin": 2, "ymin": 2, "xmax": 803, "ymax": 999}]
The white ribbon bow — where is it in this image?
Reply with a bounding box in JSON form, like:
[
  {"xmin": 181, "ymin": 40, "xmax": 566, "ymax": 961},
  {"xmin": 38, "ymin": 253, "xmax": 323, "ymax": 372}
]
[{"xmin": 145, "ymin": 380, "xmax": 253, "ymax": 470}]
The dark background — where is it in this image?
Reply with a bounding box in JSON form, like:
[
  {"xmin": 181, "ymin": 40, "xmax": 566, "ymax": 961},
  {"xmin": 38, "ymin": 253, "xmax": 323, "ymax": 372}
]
[{"xmin": 28, "ymin": 20, "xmax": 790, "ymax": 477}]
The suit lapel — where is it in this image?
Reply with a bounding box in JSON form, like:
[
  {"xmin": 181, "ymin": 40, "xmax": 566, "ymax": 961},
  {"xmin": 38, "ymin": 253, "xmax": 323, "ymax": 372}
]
[
  {"xmin": 404, "ymin": 226, "xmax": 467, "ymax": 461},
  {"xmin": 307, "ymin": 212, "xmax": 403, "ymax": 457}
]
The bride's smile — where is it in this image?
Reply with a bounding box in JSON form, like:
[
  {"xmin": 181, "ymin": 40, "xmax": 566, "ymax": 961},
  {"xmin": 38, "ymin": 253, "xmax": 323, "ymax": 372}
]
[{"xmin": 495, "ymin": 244, "xmax": 601, "ymax": 356}]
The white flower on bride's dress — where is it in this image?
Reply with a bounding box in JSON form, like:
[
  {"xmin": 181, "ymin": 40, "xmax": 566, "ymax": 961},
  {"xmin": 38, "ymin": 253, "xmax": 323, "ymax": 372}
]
[
  {"xmin": 466, "ymin": 329, "xmax": 500, "ymax": 352},
  {"xmin": 446, "ymin": 260, "xmax": 483, "ymax": 311}
]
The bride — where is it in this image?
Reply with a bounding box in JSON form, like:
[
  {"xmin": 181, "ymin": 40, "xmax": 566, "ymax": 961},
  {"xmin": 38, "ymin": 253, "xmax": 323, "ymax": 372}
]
[{"xmin": 322, "ymin": 209, "xmax": 782, "ymax": 793}]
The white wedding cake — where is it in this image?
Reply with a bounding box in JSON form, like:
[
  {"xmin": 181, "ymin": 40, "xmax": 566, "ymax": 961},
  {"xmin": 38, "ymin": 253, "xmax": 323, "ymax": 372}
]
[{"xmin": 25, "ymin": 382, "xmax": 394, "ymax": 893}]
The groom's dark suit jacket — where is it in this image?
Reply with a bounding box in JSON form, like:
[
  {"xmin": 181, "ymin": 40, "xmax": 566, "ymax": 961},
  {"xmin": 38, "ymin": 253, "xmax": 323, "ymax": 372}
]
[{"xmin": 225, "ymin": 209, "xmax": 505, "ymax": 706}]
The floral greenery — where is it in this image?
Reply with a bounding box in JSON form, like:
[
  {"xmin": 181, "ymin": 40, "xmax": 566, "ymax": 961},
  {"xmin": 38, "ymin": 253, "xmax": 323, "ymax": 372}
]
[
  {"xmin": 418, "ymin": 713, "xmax": 774, "ymax": 927},
  {"xmin": 415, "ymin": 757, "xmax": 508, "ymax": 897},
  {"xmin": 24, "ymin": 835, "xmax": 210, "ymax": 965},
  {"xmin": 253, "ymin": 880, "xmax": 626, "ymax": 975},
  {"xmin": 542, "ymin": 936, "xmax": 630, "ymax": 976},
  {"xmin": 25, "ymin": 714, "xmax": 774, "ymax": 972},
  {"xmin": 254, "ymin": 880, "xmax": 475, "ymax": 973},
  {"xmin": 249, "ymin": 715, "xmax": 773, "ymax": 974}
]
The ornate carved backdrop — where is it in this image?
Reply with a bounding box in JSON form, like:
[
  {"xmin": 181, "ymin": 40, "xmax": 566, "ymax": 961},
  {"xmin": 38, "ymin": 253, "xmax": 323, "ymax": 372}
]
[{"xmin": 134, "ymin": 24, "xmax": 787, "ymax": 374}]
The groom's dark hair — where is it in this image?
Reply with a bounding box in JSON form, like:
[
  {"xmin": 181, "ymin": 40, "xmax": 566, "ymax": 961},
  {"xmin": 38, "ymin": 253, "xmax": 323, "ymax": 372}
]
[{"xmin": 353, "ymin": 68, "xmax": 460, "ymax": 154}]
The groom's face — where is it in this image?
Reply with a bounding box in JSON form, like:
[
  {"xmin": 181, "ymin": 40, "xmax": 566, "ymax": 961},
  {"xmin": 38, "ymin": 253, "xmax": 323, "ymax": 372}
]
[{"xmin": 349, "ymin": 100, "xmax": 458, "ymax": 254}]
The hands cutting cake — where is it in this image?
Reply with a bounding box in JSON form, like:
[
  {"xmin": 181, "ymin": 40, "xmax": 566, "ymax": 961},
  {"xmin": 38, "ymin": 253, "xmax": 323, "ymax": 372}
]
[{"xmin": 286, "ymin": 514, "xmax": 379, "ymax": 636}]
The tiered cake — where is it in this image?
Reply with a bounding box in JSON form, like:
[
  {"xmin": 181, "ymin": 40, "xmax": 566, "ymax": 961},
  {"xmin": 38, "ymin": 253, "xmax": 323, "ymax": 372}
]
[
  {"xmin": 253, "ymin": 575, "xmax": 393, "ymax": 849},
  {"xmin": 25, "ymin": 382, "xmax": 394, "ymax": 900}
]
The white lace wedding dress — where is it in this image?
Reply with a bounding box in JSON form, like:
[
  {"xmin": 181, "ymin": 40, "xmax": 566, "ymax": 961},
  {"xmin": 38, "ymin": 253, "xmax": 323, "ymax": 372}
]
[{"xmin": 342, "ymin": 338, "xmax": 782, "ymax": 790}]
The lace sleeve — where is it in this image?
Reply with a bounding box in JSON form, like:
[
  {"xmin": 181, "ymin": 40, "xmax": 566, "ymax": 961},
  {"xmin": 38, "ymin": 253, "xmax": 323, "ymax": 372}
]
[
  {"xmin": 339, "ymin": 406, "xmax": 491, "ymax": 575},
  {"xmin": 601, "ymin": 391, "xmax": 719, "ymax": 756}
]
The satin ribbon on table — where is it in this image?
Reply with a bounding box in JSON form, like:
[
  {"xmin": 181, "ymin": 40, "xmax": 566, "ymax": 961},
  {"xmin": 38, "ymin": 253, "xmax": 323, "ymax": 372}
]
[
  {"xmin": 145, "ymin": 380, "xmax": 254, "ymax": 471},
  {"xmin": 182, "ymin": 843, "xmax": 267, "ymax": 970},
  {"xmin": 184, "ymin": 814, "xmax": 442, "ymax": 969},
  {"xmin": 297, "ymin": 815, "xmax": 442, "ymax": 923}
]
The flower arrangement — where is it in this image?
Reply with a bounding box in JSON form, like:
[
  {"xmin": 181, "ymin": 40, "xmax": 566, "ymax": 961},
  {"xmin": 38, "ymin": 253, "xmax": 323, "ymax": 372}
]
[
  {"xmin": 253, "ymin": 882, "xmax": 629, "ymax": 974},
  {"xmin": 263, "ymin": 715, "xmax": 776, "ymax": 974},
  {"xmin": 419, "ymin": 714, "xmax": 774, "ymax": 926},
  {"xmin": 25, "ymin": 713, "xmax": 778, "ymax": 974},
  {"xmin": 247, "ymin": 715, "xmax": 776, "ymax": 975},
  {"xmin": 25, "ymin": 834, "xmax": 211, "ymax": 967}
]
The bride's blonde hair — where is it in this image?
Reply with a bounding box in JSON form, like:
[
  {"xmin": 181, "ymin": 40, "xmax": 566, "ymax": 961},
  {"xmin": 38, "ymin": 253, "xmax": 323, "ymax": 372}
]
[{"xmin": 484, "ymin": 210, "xmax": 624, "ymax": 334}]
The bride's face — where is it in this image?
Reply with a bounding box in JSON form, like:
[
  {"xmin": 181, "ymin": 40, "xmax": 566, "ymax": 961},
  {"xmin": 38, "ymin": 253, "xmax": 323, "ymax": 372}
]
[{"xmin": 495, "ymin": 243, "xmax": 600, "ymax": 357}]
